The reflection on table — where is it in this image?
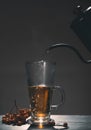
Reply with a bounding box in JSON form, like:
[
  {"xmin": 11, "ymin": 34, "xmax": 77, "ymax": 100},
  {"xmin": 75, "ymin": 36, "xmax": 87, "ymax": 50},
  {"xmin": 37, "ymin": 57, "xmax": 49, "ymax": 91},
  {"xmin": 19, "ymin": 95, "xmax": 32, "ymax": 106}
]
[{"xmin": 0, "ymin": 115, "xmax": 91, "ymax": 130}]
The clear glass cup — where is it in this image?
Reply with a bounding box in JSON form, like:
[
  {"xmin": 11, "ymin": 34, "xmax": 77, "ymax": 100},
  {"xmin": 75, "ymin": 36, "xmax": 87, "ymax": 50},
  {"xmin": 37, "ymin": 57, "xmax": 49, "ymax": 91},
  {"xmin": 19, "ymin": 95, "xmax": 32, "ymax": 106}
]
[{"xmin": 25, "ymin": 60, "xmax": 64, "ymax": 125}]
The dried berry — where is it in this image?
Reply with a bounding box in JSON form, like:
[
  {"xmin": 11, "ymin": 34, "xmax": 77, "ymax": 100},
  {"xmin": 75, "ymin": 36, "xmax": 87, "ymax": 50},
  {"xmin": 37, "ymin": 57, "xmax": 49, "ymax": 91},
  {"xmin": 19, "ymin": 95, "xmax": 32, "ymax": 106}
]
[{"xmin": 2, "ymin": 101, "xmax": 31, "ymax": 126}]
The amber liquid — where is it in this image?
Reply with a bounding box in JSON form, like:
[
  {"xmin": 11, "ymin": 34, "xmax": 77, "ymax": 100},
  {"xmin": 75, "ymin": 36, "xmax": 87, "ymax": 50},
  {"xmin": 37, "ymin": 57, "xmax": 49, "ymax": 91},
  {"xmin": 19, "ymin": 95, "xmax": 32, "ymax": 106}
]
[{"xmin": 28, "ymin": 85, "xmax": 53, "ymax": 121}]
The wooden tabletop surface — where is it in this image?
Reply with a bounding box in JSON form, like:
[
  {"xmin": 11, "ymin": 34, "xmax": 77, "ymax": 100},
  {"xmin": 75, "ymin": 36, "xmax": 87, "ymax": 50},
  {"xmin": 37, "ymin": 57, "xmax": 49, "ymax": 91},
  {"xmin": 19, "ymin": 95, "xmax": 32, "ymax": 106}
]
[{"xmin": 0, "ymin": 115, "xmax": 91, "ymax": 130}]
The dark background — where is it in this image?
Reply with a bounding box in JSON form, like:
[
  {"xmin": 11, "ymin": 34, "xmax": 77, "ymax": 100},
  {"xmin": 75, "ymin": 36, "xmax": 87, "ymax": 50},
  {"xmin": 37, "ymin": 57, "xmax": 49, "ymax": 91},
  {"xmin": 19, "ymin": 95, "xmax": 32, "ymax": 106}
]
[{"xmin": 0, "ymin": 0, "xmax": 91, "ymax": 115}]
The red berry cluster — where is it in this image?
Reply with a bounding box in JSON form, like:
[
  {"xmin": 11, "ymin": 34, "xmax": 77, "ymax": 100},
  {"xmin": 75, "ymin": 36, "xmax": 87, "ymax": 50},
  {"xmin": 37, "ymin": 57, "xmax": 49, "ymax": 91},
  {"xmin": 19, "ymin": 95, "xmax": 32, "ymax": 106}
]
[{"xmin": 2, "ymin": 108, "xmax": 31, "ymax": 126}]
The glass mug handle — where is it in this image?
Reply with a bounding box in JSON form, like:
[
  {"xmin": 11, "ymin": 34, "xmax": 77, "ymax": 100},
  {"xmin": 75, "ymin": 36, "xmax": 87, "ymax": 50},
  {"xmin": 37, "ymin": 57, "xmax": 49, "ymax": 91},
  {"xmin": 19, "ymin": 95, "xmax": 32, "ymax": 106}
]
[{"xmin": 51, "ymin": 85, "xmax": 65, "ymax": 110}]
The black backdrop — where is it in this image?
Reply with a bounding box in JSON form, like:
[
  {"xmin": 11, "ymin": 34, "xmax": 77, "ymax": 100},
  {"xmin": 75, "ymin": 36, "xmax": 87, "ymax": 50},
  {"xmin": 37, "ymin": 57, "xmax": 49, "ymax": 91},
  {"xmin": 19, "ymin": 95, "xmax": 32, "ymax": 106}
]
[{"xmin": 0, "ymin": 0, "xmax": 91, "ymax": 115}]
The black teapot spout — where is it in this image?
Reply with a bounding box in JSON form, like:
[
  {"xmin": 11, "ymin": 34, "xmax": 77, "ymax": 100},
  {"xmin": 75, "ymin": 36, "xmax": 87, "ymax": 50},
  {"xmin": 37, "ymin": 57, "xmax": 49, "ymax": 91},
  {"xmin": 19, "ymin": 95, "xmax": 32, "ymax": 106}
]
[{"xmin": 46, "ymin": 42, "xmax": 91, "ymax": 64}]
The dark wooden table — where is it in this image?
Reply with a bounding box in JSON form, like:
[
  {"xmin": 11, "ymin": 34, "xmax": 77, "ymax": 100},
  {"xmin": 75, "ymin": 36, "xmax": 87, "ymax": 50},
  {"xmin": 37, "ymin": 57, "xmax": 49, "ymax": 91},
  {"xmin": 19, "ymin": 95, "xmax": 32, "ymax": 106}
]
[{"xmin": 0, "ymin": 115, "xmax": 91, "ymax": 130}]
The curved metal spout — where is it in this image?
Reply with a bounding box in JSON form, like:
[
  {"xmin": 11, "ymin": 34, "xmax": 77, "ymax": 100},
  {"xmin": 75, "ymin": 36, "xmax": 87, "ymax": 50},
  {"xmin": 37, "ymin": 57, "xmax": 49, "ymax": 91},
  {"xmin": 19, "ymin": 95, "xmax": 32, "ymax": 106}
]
[{"xmin": 46, "ymin": 43, "xmax": 91, "ymax": 64}]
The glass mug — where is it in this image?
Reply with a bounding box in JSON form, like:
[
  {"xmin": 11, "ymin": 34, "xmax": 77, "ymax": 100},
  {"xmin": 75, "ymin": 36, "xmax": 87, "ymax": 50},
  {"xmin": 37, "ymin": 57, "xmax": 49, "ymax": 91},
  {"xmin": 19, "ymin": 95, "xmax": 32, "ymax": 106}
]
[{"xmin": 26, "ymin": 60, "xmax": 64, "ymax": 125}]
